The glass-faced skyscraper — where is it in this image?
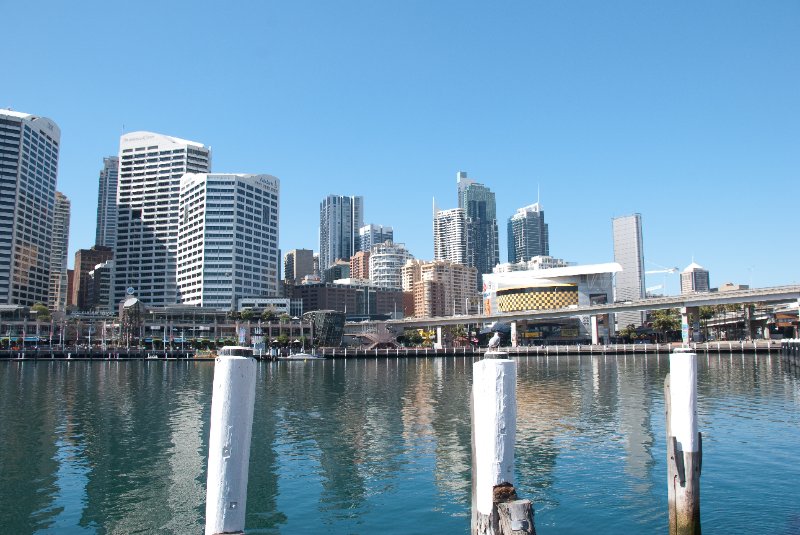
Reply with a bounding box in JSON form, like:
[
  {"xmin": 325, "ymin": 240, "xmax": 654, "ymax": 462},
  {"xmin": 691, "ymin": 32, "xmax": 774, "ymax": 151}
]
[
  {"xmin": 114, "ymin": 131, "xmax": 211, "ymax": 306},
  {"xmin": 0, "ymin": 110, "xmax": 61, "ymax": 306},
  {"xmin": 457, "ymin": 171, "xmax": 499, "ymax": 291},
  {"xmin": 507, "ymin": 203, "xmax": 549, "ymax": 263},
  {"xmin": 319, "ymin": 194, "xmax": 363, "ymax": 270},
  {"xmin": 49, "ymin": 191, "xmax": 70, "ymax": 311},
  {"xmin": 177, "ymin": 173, "xmax": 280, "ymax": 309},
  {"xmin": 95, "ymin": 156, "xmax": 119, "ymax": 249},
  {"xmin": 612, "ymin": 213, "xmax": 645, "ymax": 327}
]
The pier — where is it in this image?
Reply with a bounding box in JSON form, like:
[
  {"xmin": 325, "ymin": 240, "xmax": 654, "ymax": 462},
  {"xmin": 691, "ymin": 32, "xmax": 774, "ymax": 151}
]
[{"xmin": 1, "ymin": 340, "xmax": 782, "ymax": 360}]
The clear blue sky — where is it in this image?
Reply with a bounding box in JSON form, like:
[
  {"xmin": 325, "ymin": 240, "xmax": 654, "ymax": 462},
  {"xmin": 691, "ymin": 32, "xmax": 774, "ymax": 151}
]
[{"xmin": 4, "ymin": 0, "xmax": 798, "ymax": 294}]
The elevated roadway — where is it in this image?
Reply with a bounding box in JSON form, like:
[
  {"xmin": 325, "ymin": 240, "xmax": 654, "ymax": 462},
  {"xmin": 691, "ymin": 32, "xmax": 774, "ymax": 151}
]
[{"xmin": 386, "ymin": 284, "xmax": 800, "ymax": 330}]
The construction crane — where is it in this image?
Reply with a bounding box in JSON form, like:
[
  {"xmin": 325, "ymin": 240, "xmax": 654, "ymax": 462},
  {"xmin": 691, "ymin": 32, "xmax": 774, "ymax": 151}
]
[
  {"xmin": 645, "ymin": 263, "xmax": 679, "ymax": 295},
  {"xmin": 645, "ymin": 267, "xmax": 678, "ymax": 275}
]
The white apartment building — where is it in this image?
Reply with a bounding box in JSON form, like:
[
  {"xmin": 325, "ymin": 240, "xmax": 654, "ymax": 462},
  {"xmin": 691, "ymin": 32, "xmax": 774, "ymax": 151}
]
[
  {"xmin": 369, "ymin": 241, "xmax": 413, "ymax": 289},
  {"xmin": 358, "ymin": 223, "xmax": 393, "ymax": 253},
  {"xmin": 177, "ymin": 173, "xmax": 280, "ymax": 309},
  {"xmin": 114, "ymin": 131, "xmax": 211, "ymax": 306},
  {"xmin": 0, "ymin": 110, "xmax": 61, "ymax": 306},
  {"xmin": 433, "ymin": 207, "xmax": 467, "ymax": 265}
]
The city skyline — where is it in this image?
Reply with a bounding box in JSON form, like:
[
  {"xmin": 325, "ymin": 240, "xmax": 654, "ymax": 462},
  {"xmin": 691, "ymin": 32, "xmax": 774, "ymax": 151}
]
[{"xmin": 3, "ymin": 1, "xmax": 798, "ymax": 295}]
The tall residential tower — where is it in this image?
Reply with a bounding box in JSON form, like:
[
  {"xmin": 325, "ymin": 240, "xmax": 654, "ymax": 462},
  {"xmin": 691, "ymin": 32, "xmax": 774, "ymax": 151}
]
[
  {"xmin": 114, "ymin": 131, "xmax": 211, "ymax": 306},
  {"xmin": 95, "ymin": 156, "xmax": 119, "ymax": 249},
  {"xmin": 0, "ymin": 110, "xmax": 61, "ymax": 306},
  {"xmin": 319, "ymin": 194, "xmax": 363, "ymax": 270},
  {"xmin": 508, "ymin": 203, "xmax": 549, "ymax": 263},
  {"xmin": 457, "ymin": 171, "xmax": 499, "ymax": 291}
]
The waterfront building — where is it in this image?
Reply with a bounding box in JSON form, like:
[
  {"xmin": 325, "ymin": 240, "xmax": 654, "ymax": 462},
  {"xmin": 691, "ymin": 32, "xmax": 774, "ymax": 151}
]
[
  {"xmin": 66, "ymin": 269, "xmax": 75, "ymax": 308},
  {"xmin": 291, "ymin": 282, "xmax": 403, "ymax": 318},
  {"xmin": 357, "ymin": 223, "xmax": 393, "ymax": 253},
  {"xmin": 95, "ymin": 156, "xmax": 119, "ymax": 249},
  {"xmin": 612, "ymin": 213, "xmax": 646, "ymax": 328},
  {"xmin": 482, "ymin": 262, "xmax": 620, "ymax": 342},
  {"xmin": 0, "ymin": 110, "xmax": 61, "ymax": 306},
  {"xmin": 177, "ymin": 173, "xmax": 280, "ymax": 309},
  {"xmin": 493, "ymin": 255, "xmax": 572, "ymax": 273},
  {"xmin": 236, "ymin": 296, "xmax": 299, "ymax": 316},
  {"xmin": 349, "ymin": 251, "xmax": 370, "ymax": 279},
  {"xmin": 49, "ymin": 192, "xmax": 70, "ymax": 311},
  {"xmin": 457, "ymin": 171, "xmax": 500, "ymax": 291},
  {"xmin": 73, "ymin": 246, "xmax": 113, "ymax": 311},
  {"xmin": 507, "ymin": 203, "xmax": 549, "ymax": 263},
  {"xmin": 88, "ymin": 260, "xmax": 115, "ymax": 313},
  {"xmin": 319, "ymin": 194, "xmax": 363, "ymax": 270},
  {"xmin": 401, "ymin": 259, "xmax": 477, "ymax": 317},
  {"xmin": 680, "ymin": 262, "xmax": 710, "ymax": 294},
  {"xmin": 433, "ymin": 207, "xmax": 468, "ymax": 265},
  {"xmin": 114, "ymin": 131, "xmax": 211, "ymax": 306},
  {"xmin": 284, "ymin": 249, "xmax": 315, "ymax": 286},
  {"xmin": 369, "ymin": 241, "xmax": 413, "ymax": 289}
]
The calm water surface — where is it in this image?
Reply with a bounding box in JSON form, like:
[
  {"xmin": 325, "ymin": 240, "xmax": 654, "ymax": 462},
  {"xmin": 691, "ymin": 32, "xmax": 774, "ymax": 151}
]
[{"xmin": 1, "ymin": 353, "xmax": 799, "ymax": 534}]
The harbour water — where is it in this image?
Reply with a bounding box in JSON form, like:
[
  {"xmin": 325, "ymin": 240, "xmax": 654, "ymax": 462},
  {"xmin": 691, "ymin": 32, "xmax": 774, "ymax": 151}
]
[{"xmin": 1, "ymin": 353, "xmax": 799, "ymax": 534}]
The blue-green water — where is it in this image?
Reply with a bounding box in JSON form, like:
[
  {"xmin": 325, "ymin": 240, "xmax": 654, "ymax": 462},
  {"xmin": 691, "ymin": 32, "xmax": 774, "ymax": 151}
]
[{"xmin": 1, "ymin": 353, "xmax": 799, "ymax": 534}]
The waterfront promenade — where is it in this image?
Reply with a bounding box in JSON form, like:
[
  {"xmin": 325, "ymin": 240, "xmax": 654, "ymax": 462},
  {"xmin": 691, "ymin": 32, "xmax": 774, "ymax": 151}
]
[{"xmin": 0, "ymin": 340, "xmax": 782, "ymax": 360}]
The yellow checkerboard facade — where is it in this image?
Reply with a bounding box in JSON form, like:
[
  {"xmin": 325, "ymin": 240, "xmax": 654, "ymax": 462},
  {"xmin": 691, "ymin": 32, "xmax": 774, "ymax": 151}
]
[{"xmin": 497, "ymin": 285, "xmax": 578, "ymax": 312}]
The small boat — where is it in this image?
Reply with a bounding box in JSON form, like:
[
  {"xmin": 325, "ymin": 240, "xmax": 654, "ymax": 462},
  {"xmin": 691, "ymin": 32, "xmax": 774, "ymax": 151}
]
[{"xmin": 276, "ymin": 352, "xmax": 326, "ymax": 361}]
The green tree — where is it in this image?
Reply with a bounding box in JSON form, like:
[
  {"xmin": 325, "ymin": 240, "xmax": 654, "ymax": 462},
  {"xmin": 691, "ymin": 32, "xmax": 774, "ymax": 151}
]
[
  {"xmin": 402, "ymin": 329, "xmax": 423, "ymax": 346},
  {"xmin": 651, "ymin": 309, "xmax": 680, "ymax": 342},
  {"xmin": 618, "ymin": 323, "xmax": 638, "ymax": 343},
  {"xmin": 240, "ymin": 308, "xmax": 254, "ymax": 321},
  {"xmin": 276, "ymin": 333, "xmax": 289, "ymax": 346},
  {"xmin": 278, "ymin": 313, "xmax": 291, "ymax": 323},
  {"xmin": 31, "ymin": 303, "xmax": 51, "ymax": 321},
  {"xmin": 261, "ymin": 309, "xmax": 277, "ymax": 322}
]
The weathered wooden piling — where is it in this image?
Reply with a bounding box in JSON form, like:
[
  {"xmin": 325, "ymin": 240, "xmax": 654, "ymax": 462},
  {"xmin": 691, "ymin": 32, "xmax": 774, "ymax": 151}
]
[
  {"xmin": 665, "ymin": 349, "xmax": 701, "ymax": 535},
  {"xmin": 471, "ymin": 351, "xmax": 536, "ymax": 535},
  {"xmin": 205, "ymin": 354, "xmax": 257, "ymax": 535}
]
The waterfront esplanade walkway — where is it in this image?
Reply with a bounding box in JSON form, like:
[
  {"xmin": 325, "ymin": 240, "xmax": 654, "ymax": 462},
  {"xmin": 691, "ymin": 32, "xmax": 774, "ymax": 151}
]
[{"xmin": 386, "ymin": 284, "xmax": 800, "ymax": 344}]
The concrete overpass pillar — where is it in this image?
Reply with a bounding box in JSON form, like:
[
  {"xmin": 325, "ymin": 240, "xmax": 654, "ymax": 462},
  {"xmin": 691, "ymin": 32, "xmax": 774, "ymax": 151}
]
[
  {"xmin": 436, "ymin": 326, "xmax": 443, "ymax": 349},
  {"xmin": 681, "ymin": 307, "xmax": 700, "ymax": 344},
  {"xmin": 510, "ymin": 321, "xmax": 518, "ymax": 348},
  {"xmin": 590, "ymin": 315, "xmax": 600, "ymax": 345}
]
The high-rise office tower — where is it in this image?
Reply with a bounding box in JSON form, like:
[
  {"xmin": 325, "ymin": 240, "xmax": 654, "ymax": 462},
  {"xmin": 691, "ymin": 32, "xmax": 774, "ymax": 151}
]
[
  {"xmin": 680, "ymin": 262, "xmax": 710, "ymax": 294},
  {"xmin": 284, "ymin": 249, "xmax": 315, "ymax": 285},
  {"xmin": 457, "ymin": 171, "xmax": 499, "ymax": 291},
  {"xmin": 357, "ymin": 224, "xmax": 393, "ymax": 253},
  {"xmin": 177, "ymin": 173, "xmax": 280, "ymax": 309},
  {"xmin": 95, "ymin": 156, "xmax": 119, "ymax": 249},
  {"xmin": 319, "ymin": 194, "xmax": 363, "ymax": 270},
  {"xmin": 114, "ymin": 131, "xmax": 211, "ymax": 306},
  {"xmin": 73, "ymin": 246, "xmax": 114, "ymax": 310},
  {"xmin": 88, "ymin": 260, "xmax": 115, "ymax": 312},
  {"xmin": 49, "ymin": 192, "xmax": 70, "ymax": 311},
  {"xmin": 508, "ymin": 203, "xmax": 549, "ymax": 263},
  {"xmin": 0, "ymin": 110, "xmax": 61, "ymax": 306},
  {"xmin": 369, "ymin": 241, "xmax": 413, "ymax": 289},
  {"xmin": 433, "ymin": 207, "xmax": 467, "ymax": 265},
  {"xmin": 612, "ymin": 213, "xmax": 645, "ymax": 327}
]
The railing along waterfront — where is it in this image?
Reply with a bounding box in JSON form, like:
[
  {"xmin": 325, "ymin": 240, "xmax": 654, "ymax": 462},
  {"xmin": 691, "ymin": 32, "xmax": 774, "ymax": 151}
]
[{"xmin": 0, "ymin": 339, "xmax": 783, "ymax": 360}]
